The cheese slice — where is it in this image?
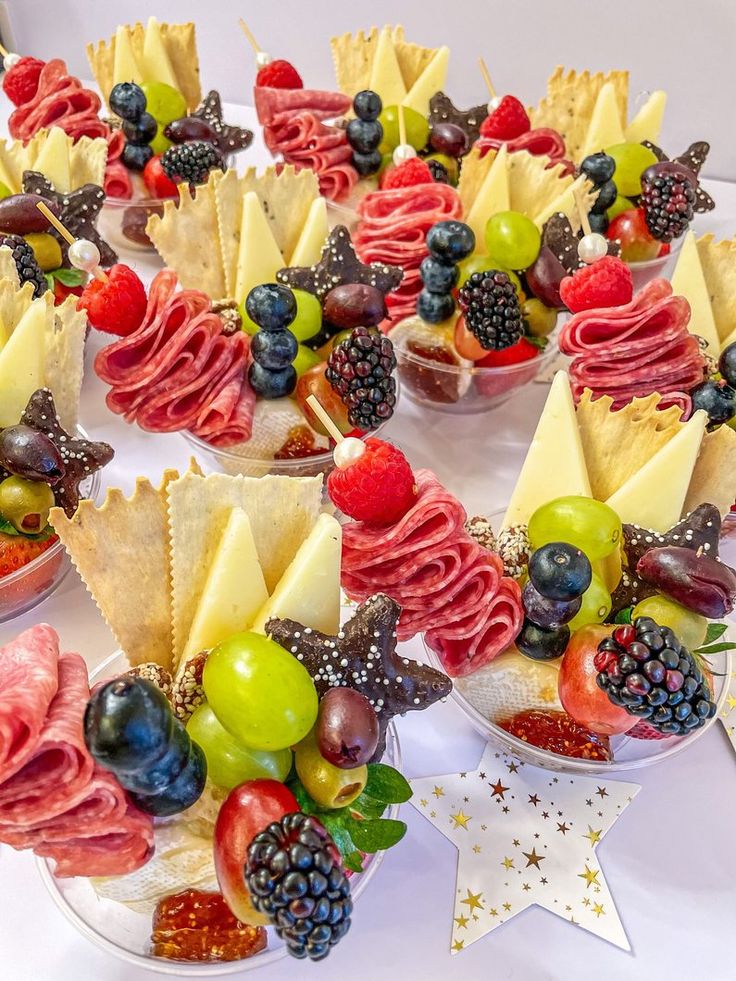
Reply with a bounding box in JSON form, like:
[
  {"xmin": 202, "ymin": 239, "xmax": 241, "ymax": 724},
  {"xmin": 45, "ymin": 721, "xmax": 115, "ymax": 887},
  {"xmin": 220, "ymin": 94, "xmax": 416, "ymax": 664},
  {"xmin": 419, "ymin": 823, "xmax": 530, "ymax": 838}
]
[
  {"xmin": 142, "ymin": 16, "xmax": 179, "ymax": 90},
  {"xmin": 0, "ymin": 314, "xmax": 9, "ymax": 352},
  {"xmin": 369, "ymin": 27, "xmax": 407, "ymax": 107},
  {"xmin": 0, "ymin": 298, "xmax": 47, "ymax": 426},
  {"xmin": 288, "ymin": 197, "xmax": 329, "ymax": 268},
  {"xmin": 252, "ymin": 513, "xmax": 342, "ymax": 635},
  {"xmin": 670, "ymin": 231, "xmax": 720, "ymax": 355},
  {"xmin": 624, "ymin": 91, "xmax": 667, "ymax": 145},
  {"xmin": 501, "ymin": 371, "xmax": 591, "ymax": 530},
  {"xmin": 578, "ymin": 82, "xmax": 625, "ymax": 160},
  {"xmin": 402, "ymin": 46, "xmax": 450, "ymax": 117},
  {"xmin": 33, "ymin": 127, "xmax": 71, "ymax": 193},
  {"xmin": 181, "ymin": 508, "xmax": 269, "ymax": 666},
  {"xmin": 533, "ymin": 173, "xmax": 589, "ymax": 229},
  {"xmin": 234, "ymin": 191, "xmax": 286, "ymax": 305},
  {"xmin": 466, "ymin": 144, "xmax": 510, "ymax": 248},
  {"xmin": 605, "ymin": 410, "xmax": 707, "ymax": 532},
  {"xmin": 113, "ymin": 24, "xmax": 144, "ymax": 86}
]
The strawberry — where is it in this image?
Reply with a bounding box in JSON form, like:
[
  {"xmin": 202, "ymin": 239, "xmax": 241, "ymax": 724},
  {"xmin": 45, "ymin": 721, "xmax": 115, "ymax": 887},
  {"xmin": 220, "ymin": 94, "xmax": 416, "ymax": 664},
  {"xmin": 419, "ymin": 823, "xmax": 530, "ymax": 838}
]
[
  {"xmin": 559, "ymin": 255, "xmax": 634, "ymax": 313},
  {"xmin": 0, "ymin": 531, "xmax": 58, "ymax": 578},
  {"xmin": 255, "ymin": 59, "xmax": 303, "ymax": 90},
  {"xmin": 380, "ymin": 157, "xmax": 433, "ymax": 190},
  {"xmin": 327, "ymin": 437, "xmax": 417, "ymax": 525},
  {"xmin": 477, "ymin": 337, "xmax": 539, "ymax": 367},
  {"xmin": 480, "ymin": 95, "xmax": 530, "ymax": 141},
  {"xmin": 142, "ymin": 154, "xmax": 179, "ymax": 199},
  {"xmin": 77, "ymin": 263, "xmax": 148, "ymax": 337},
  {"xmin": 2, "ymin": 56, "xmax": 45, "ymax": 107}
]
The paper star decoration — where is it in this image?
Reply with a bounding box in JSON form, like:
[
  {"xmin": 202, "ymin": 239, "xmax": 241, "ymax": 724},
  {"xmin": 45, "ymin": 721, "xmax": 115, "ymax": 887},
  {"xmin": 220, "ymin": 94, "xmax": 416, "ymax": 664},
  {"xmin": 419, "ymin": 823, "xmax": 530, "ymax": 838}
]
[
  {"xmin": 411, "ymin": 743, "xmax": 640, "ymax": 952},
  {"xmin": 191, "ymin": 90, "xmax": 253, "ymax": 154}
]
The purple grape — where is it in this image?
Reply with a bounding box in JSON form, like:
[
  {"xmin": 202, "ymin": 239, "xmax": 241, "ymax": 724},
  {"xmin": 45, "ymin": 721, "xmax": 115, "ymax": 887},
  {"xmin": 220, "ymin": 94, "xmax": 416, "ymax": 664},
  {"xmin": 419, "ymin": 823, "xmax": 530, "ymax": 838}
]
[
  {"xmin": 429, "ymin": 122, "xmax": 469, "ymax": 158},
  {"xmin": 315, "ymin": 688, "xmax": 378, "ymax": 769}
]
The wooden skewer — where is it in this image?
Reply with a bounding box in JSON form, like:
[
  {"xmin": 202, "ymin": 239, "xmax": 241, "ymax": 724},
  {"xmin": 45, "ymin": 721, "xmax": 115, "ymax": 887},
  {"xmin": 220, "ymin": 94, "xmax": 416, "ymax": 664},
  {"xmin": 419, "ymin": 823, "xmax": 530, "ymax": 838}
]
[
  {"xmin": 306, "ymin": 395, "xmax": 344, "ymax": 445},
  {"xmin": 573, "ymin": 186, "xmax": 592, "ymax": 237},
  {"xmin": 0, "ymin": 43, "xmax": 8, "ymax": 59},
  {"xmin": 478, "ymin": 57, "xmax": 497, "ymax": 101},
  {"xmin": 398, "ymin": 104, "xmax": 407, "ymax": 148},
  {"xmin": 36, "ymin": 201, "xmax": 108, "ymax": 283},
  {"xmin": 238, "ymin": 17, "xmax": 262, "ymax": 56}
]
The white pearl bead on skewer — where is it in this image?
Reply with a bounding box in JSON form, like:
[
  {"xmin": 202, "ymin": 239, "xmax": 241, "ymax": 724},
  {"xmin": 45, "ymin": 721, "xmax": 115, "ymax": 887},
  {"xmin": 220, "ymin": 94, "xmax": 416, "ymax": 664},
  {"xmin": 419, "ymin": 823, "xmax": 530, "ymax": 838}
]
[
  {"xmin": 392, "ymin": 144, "xmax": 417, "ymax": 166},
  {"xmin": 3, "ymin": 52, "xmax": 21, "ymax": 71},
  {"xmin": 68, "ymin": 239, "xmax": 101, "ymax": 273},
  {"xmin": 255, "ymin": 50, "xmax": 273, "ymax": 68},
  {"xmin": 333, "ymin": 437, "xmax": 366, "ymax": 469},
  {"xmin": 577, "ymin": 232, "xmax": 608, "ymax": 265}
]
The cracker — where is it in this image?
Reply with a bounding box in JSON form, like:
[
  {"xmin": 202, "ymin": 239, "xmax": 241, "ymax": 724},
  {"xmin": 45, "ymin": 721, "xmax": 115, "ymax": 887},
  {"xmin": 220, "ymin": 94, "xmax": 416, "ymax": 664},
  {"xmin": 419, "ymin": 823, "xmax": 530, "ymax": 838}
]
[
  {"xmin": 533, "ymin": 174, "xmax": 597, "ymax": 232},
  {"xmin": 213, "ymin": 168, "xmax": 244, "ymax": 299},
  {"xmin": 508, "ymin": 150, "xmax": 571, "ymax": 218},
  {"xmin": 0, "ymin": 278, "xmax": 34, "ymax": 332},
  {"xmin": 160, "ymin": 22, "xmax": 201, "ymax": 111},
  {"xmin": 244, "ymin": 165, "xmax": 319, "ymax": 261},
  {"xmin": 167, "ymin": 472, "xmax": 323, "ymax": 666},
  {"xmin": 44, "ymin": 296, "xmax": 87, "ymax": 430},
  {"xmin": 391, "ymin": 25, "xmax": 437, "ymax": 88},
  {"xmin": 694, "ymin": 233, "xmax": 736, "ymax": 345},
  {"xmin": 684, "ymin": 425, "xmax": 736, "ymax": 518},
  {"xmin": 330, "ymin": 26, "xmax": 379, "ymax": 96},
  {"xmin": 576, "ymin": 389, "xmax": 684, "ymax": 500},
  {"xmin": 0, "ymin": 246, "xmax": 20, "ymax": 288},
  {"xmin": 85, "ymin": 39, "xmax": 114, "ymax": 111},
  {"xmin": 457, "ymin": 145, "xmax": 495, "ymax": 216},
  {"xmin": 69, "ymin": 135, "xmax": 108, "ymax": 189}
]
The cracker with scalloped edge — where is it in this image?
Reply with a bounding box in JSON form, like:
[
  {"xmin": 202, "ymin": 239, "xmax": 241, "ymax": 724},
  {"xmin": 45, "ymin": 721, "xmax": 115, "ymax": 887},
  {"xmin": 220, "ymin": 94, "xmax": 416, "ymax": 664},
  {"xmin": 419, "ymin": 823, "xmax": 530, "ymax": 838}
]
[
  {"xmin": 576, "ymin": 389, "xmax": 685, "ymax": 501},
  {"xmin": 457, "ymin": 145, "xmax": 495, "ymax": 216},
  {"xmin": 68, "ymin": 135, "xmax": 108, "ymax": 189},
  {"xmin": 0, "ymin": 278, "xmax": 34, "ymax": 337},
  {"xmin": 530, "ymin": 67, "xmax": 629, "ymax": 163},
  {"xmin": 330, "ymin": 26, "xmax": 380, "ymax": 96},
  {"xmin": 684, "ymin": 425, "xmax": 736, "ymax": 518},
  {"xmin": 506, "ymin": 150, "xmax": 572, "ymax": 218},
  {"xmin": 391, "ymin": 25, "xmax": 437, "ymax": 88},
  {"xmin": 44, "ymin": 296, "xmax": 87, "ymax": 430},
  {"xmin": 693, "ymin": 233, "xmax": 736, "ymax": 345},
  {"xmin": 167, "ymin": 472, "xmax": 323, "ymax": 667},
  {"xmin": 0, "ymin": 245, "xmax": 20, "ymax": 288}
]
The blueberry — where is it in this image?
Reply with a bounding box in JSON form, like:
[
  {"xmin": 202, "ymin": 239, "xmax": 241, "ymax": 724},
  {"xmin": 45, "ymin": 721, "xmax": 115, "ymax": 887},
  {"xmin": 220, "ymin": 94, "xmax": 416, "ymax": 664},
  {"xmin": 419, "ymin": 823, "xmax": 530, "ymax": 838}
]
[
  {"xmin": 246, "ymin": 283, "xmax": 297, "ymax": 331},
  {"xmin": 420, "ymin": 255, "xmax": 459, "ymax": 294},
  {"xmin": 84, "ymin": 677, "xmax": 173, "ymax": 772},
  {"xmin": 580, "ymin": 152, "xmax": 615, "ymax": 185},
  {"xmin": 528, "ymin": 541, "xmax": 592, "ymax": 601},
  {"xmin": 426, "ymin": 220, "xmax": 475, "ymax": 262},
  {"xmin": 121, "ymin": 719, "xmax": 190, "ymax": 794},
  {"xmin": 249, "ymin": 361, "xmax": 297, "ymax": 398},
  {"xmin": 121, "ymin": 142, "xmax": 154, "ymax": 171},
  {"xmin": 718, "ymin": 342, "xmax": 736, "ymax": 388},
  {"xmin": 516, "ymin": 619, "xmax": 570, "ymax": 661},
  {"xmin": 587, "ymin": 211, "xmax": 609, "ymax": 233},
  {"xmin": 522, "ymin": 580, "xmax": 581, "ymax": 628},
  {"xmin": 109, "ymin": 82, "xmax": 147, "ymax": 122},
  {"xmin": 122, "ymin": 111, "xmax": 157, "ymax": 146},
  {"xmin": 352, "ymin": 150, "xmax": 382, "ymax": 177},
  {"xmin": 130, "ymin": 740, "xmax": 207, "ymax": 816},
  {"xmin": 690, "ymin": 379, "xmax": 736, "ymax": 425},
  {"xmin": 591, "ymin": 179, "xmax": 617, "ymax": 212},
  {"xmin": 353, "ymin": 89, "xmax": 382, "ymax": 122},
  {"xmin": 417, "ymin": 288, "xmax": 455, "ymax": 324},
  {"xmin": 251, "ymin": 327, "xmax": 298, "ymax": 370},
  {"xmin": 346, "ymin": 118, "xmax": 382, "ymax": 155}
]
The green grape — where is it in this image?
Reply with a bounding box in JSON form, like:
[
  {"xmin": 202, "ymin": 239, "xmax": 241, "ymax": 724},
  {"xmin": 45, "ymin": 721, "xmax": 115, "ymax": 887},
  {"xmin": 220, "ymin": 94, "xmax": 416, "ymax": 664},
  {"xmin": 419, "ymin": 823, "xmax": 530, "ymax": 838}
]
[
  {"xmin": 187, "ymin": 703, "xmax": 292, "ymax": 789},
  {"xmin": 568, "ymin": 573, "xmax": 611, "ymax": 630},
  {"xmin": 524, "ymin": 298, "xmax": 557, "ymax": 338},
  {"xmin": 293, "ymin": 344, "xmax": 322, "ymax": 379},
  {"xmin": 485, "ymin": 211, "xmax": 541, "ymax": 271},
  {"xmin": 203, "ymin": 631, "xmax": 318, "ymax": 751},
  {"xmin": 528, "ymin": 496, "xmax": 622, "ymax": 560},
  {"xmin": 150, "ymin": 122, "xmax": 172, "ymax": 156},
  {"xmin": 604, "ymin": 142, "xmax": 658, "ymax": 197},
  {"xmin": 632, "ymin": 595, "xmax": 707, "ymax": 650},
  {"xmin": 457, "ymin": 254, "xmax": 523, "ymax": 296},
  {"xmin": 607, "ymin": 194, "xmax": 633, "ymax": 222},
  {"xmin": 141, "ymin": 80, "xmax": 187, "ymax": 125},
  {"xmin": 290, "ymin": 289, "xmax": 322, "ymax": 342},
  {"xmin": 378, "ymin": 105, "xmax": 429, "ymax": 151}
]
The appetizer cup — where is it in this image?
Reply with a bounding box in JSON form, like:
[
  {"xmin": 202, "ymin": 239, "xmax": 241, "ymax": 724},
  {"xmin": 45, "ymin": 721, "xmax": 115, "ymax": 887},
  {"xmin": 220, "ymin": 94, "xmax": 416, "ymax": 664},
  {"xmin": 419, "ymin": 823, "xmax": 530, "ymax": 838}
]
[{"xmin": 99, "ymin": 193, "xmax": 168, "ymax": 255}]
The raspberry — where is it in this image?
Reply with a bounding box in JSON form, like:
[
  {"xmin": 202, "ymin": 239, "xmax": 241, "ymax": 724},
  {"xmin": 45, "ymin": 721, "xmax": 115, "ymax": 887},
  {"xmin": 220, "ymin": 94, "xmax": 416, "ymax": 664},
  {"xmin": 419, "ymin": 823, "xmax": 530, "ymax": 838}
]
[
  {"xmin": 2, "ymin": 56, "xmax": 45, "ymax": 107},
  {"xmin": 255, "ymin": 59, "xmax": 303, "ymax": 90},
  {"xmin": 480, "ymin": 95, "xmax": 530, "ymax": 141},
  {"xmin": 559, "ymin": 255, "xmax": 633, "ymax": 313},
  {"xmin": 327, "ymin": 437, "xmax": 417, "ymax": 524},
  {"xmin": 78, "ymin": 264, "xmax": 147, "ymax": 337},
  {"xmin": 380, "ymin": 157, "xmax": 433, "ymax": 190}
]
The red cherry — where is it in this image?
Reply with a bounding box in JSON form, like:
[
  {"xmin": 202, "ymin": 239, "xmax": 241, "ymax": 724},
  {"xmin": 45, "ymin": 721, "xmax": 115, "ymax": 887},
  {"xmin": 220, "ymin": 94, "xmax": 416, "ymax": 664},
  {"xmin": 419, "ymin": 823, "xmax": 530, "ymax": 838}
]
[
  {"xmin": 143, "ymin": 154, "xmax": 179, "ymax": 199},
  {"xmin": 453, "ymin": 314, "xmax": 487, "ymax": 361},
  {"xmin": 605, "ymin": 208, "xmax": 660, "ymax": 263},
  {"xmin": 476, "ymin": 337, "xmax": 539, "ymax": 368}
]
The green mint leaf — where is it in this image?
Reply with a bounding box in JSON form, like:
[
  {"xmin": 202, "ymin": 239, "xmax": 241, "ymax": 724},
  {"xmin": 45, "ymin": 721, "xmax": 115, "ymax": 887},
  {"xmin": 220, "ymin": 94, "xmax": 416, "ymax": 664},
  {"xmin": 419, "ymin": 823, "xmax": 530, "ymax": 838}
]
[
  {"xmin": 350, "ymin": 792, "xmax": 388, "ymax": 820},
  {"xmin": 614, "ymin": 607, "xmax": 633, "ymax": 624},
  {"xmin": 524, "ymin": 334, "xmax": 548, "ymax": 350},
  {"xmin": 343, "ymin": 850, "xmax": 364, "ymax": 874},
  {"xmin": 694, "ymin": 641, "xmax": 736, "ymax": 655},
  {"xmin": 0, "ymin": 518, "xmax": 54, "ymax": 541},
  {"xmin": 322, "ymin": 818, "xmax": 358, "ymax": 863},
  {"xmin": 45, "ymin": 272, "xmax": 54, "ymax": 291},
  {"xmin": 346, "ymin": 817, "xmax": 407, "ymax": 852},
  {"xmin": 50, "ymin": 267, "xmax": 86, "ymax": 287},
  {"xmin": 704, "ymin": 622, "xmax": 728, "ymax": 644},
  {"xmin": 364, "ymin": 763, "xmax": 412, "ymax": 804}
]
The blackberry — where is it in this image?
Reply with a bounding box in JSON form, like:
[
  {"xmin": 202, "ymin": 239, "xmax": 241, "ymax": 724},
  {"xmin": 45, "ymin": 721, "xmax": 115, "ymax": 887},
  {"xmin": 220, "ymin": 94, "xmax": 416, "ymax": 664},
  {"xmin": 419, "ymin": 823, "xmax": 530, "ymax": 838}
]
[
  {"xmin": 457, "ymin": 270, "xmax": 523, "ymax": 350},
  {"xmin": 641, "ymin": 162, "xmax": 696, "ymax": 242},
  {"xmin": 326, "ymin": 326, "xmax": 397, "ymax": 430},
  {"xmin": 0, "ymin": 234, "xmax": 47, "ymax": 298},
  {"xmin": 245, "ymin": 813, "xmax": 351, "ymax": 961},
  {"xmin": 161, "ymin": 140, "xmax": 224, "ymax": 185},
  {"xmin": 594, "ymin": 618, "xmax": 717, "ymax": 735}
]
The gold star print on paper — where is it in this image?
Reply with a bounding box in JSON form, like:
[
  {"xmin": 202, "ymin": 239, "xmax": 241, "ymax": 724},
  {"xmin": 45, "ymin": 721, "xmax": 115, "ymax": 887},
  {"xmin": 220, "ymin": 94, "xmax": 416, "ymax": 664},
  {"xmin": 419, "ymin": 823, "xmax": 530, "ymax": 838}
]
[
  {"xmin": 410, "ymin": 743, "xmax": 640, "ymax": 953},
  {"xmin": 592, "ymin": 903, "xmax": 606, "ymax": 918},
  {"xmin": 719, "ymin": 672, "xmax": 736, "ymax": 756},
  {"xmin": 419, "ymin": 799, "xmax": 428, "ymax": 808},
  {"xmin": 452, "ymin": 939, "xmax": 465, "ymax": 952}
]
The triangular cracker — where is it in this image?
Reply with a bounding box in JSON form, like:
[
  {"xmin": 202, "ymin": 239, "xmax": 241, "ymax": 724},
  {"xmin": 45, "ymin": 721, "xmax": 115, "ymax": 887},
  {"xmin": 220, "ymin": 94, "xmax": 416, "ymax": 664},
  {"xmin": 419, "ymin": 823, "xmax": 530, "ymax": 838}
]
[
  {"xmin": 457, "ymin": 145, "xmax": 495, "ymax": 216},
  {"xmin": 684, "ymin": 425, "xmax": 736, "ymax": 518},
  {"xmin": 0, "ymin": 245, "xmax": 20, "ymax": 287},
  {"xmin": 0, "ymin": 131, "xmax": 107, "ymax": 194},
  {"xmin": 391, "ymin": 25, "xmax": 438, "ymax": 89},
  {"xmin": 44, "ymin": 297, "xmax": 88, "ymax": 430},
  {"xmin": 330, "ymin": 26, "xmax": 380, "ymax": 96},
  {"xmin": 507, "ymin": 151, "xmax": 575, "ymax": 219}
]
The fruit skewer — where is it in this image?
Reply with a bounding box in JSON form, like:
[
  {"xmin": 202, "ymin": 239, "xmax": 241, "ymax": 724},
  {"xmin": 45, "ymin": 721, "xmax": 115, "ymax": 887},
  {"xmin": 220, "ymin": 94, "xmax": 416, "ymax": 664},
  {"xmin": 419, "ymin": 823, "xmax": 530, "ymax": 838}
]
[{"xmin": 36, "ymin": 202, "xmax": 108, "ymax": 283}]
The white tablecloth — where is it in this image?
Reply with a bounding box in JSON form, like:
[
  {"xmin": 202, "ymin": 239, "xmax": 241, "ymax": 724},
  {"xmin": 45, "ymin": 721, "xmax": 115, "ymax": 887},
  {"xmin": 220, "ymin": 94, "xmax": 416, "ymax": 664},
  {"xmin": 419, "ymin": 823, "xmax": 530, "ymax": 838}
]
[{"xmin": 1, "ymin": 100, "xmax": 735, "ymax": 981}]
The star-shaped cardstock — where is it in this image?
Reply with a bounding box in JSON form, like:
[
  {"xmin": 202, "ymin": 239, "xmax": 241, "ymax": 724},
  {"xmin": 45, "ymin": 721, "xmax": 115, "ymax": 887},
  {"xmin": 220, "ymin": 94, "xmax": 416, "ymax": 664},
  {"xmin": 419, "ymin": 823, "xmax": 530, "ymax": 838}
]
[
  {"xmin": 191, "ymin": 90, "xmax": 253, "ymax": 154},
  {"xmin": 411, "ymin": 743, "xmax": 640, "ymax": 952},
  {"xmin": 266, "ymin": 593, "xmax": 452, "ymax": 761},
  {"xmin": 277, "ymin": 225, "xmax": 403, "ymax": 301}
]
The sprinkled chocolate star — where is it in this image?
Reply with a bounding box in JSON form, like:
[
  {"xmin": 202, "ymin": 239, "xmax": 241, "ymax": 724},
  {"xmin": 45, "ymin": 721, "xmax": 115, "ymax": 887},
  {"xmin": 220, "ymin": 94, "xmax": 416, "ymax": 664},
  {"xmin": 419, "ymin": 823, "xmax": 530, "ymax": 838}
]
[
  {"xmin": 277, "ymin": 225, "xmax": 403, "ymax": 302},
  {"xmin": 542, "ymin": 213, "xmax": 620, "ymax": 275},
  {"xmin": 20, "ymin": 389, "xmax": 114, "ymax": 517},
  {"xmin": 429, "ymin": 91, "xmax": 488, "ymax": 145},
  {"xmin": 22, "ymin": 172, "xmax": 117, "ymax": 268},
  {"xmin": 642, "ymin": 141, "xmax": 715, "ymax": 213},
  {"xmin": 192, "ymin": 90, "xmax": 253, "ymax": 154},
  {"xmin": 267, "ymin": 593, "xmax": 452, "ymax": 761}
]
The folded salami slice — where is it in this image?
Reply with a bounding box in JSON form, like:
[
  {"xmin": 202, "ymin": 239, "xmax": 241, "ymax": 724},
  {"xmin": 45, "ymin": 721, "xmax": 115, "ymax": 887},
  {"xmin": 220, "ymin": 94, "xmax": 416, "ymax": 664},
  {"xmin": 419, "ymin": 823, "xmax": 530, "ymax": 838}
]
[
  {"xmin": 9, "ymin": 58, "xmax": 110, "ymax": 143},
  {"xmin": 558, "ymin": 278, "xmax": 706, "ymax": 409},
  {"xmin": 476, "ymin": 127, "xmax": 567, "ymax": 162},
  {"xmin": 0, "ymin": 625, "xmax": 59, "ymax": 784}
]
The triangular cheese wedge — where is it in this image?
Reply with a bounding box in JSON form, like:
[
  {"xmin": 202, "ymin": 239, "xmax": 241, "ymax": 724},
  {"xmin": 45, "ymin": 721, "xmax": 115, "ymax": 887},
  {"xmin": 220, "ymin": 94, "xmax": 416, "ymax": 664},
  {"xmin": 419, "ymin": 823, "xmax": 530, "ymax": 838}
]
[
  {"xmin": 578, "ymin": 82, "xmax": 626, "ymax": 160},
  {"xmin": 369, "ymin": 27, "xmax": 407, "ymax": 107},
  {"xmin": 502, "ymin": 371, "xmax": 591, "ymax": 530},
  {"xmin": 288, "ymin": 197, "xmax": 329, "ymax": 268},
  {"xmin": 670, "ymin": 231, "xmax": 720, "ymax": 355},
  {"xmin": 401, "ymin": 46, "xmax": 450, "ymax": 117},
  {"xmin": 142, "ymin": 16, "xmax": 179, "ymax": 89},
  {"xmin": 252, "ymin": 513, "xmax": 342, "ymax": 635},
  {"xmin": 624, "ymin": 90, "xmax": 666, "ymax": 145},
  {"xmin": 113, "ymin": 24, "xmax": 144, "ymax": 85},
  {"xmin": 33, "ymin": 127, "xmax": 71, "ymax": 194},
  {"xmin": 234, "ymin": 191, "xmax": 286, "ymax": 305},
  {"xmin": 605, "ymin": 410, "xmax": 707, "ymax": 532},
  {"xmin": 181, "ymin": 508, "xmax": 269, "ymax": 665},
  {"xmin": 0, "ymin": 314, "xmax": 9, "ymax": 351},
  {"xmin": 0, "ymin": 298, "xmax": 47, "ymax": 426},
  {"xmin": 465, "ymin": 144, "xmax": 510, "ymax": 247}
]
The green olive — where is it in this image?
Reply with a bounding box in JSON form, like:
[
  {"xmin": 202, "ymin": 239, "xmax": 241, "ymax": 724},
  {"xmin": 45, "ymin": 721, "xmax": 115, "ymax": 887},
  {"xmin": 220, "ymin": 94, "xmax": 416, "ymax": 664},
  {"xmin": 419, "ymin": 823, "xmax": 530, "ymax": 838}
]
[
  {"xmin": 294, "ymin": 730, "xmax": 367, "ymax": 809},
  {"xmin": 0, "ymin": 475, "xmax": 54, "ymax": 533},
  {"xmin": 24, "ymin": 232, "xmax": 63, "ymax": 272}
]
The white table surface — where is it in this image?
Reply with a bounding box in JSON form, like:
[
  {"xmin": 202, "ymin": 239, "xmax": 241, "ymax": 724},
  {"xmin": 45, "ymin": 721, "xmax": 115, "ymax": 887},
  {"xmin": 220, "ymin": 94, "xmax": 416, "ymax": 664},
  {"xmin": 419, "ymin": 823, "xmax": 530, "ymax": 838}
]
[{"xmin": 1, "ymin": 99, "xmax": 735, "ymax": 981}]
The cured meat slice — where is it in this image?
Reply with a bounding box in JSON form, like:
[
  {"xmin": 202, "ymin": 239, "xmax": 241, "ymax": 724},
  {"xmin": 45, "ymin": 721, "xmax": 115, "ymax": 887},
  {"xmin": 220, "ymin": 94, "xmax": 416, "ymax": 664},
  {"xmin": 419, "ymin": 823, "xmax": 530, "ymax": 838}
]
[
  {"xmin": 476, "ymin": 127, "xmax": 567, "ymax": 162},
  {"xmin": 0, "ymin": 625, "xmax": 59, "ymax": 784},
  {"xmin": 558, "ymin": 278, "xmax": 706, "ymax": 410}
]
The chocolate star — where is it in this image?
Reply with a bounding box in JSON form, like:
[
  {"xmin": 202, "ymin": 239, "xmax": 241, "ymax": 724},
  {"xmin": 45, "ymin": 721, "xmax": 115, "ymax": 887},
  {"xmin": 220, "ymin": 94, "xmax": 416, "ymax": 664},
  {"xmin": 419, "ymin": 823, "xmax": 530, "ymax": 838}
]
[
  {"xmin": 642, "ymin": 141, "xmax": 715, "ymax": 213},
  {"xmin": 192, "ymin": 90, "xmax": 253, "ymax": 155},
  {"xmin": 267, "ymin": 593, "xmax": 452, "ymax": 761},
  {"xmin": 610, "ymin": 567, "xmax": 655, "ymax": 615},
  {"xmin": 21, "ymin": 389, "xmax": 114, "ymax": 517},
  {"xmin": 277, "ymin": 225, "xmax": 403, "ymax": 302},
  {"xmin": 22, "ymin": 172, "xmax": 117, "ymax": 268},
  {"xmin": 429, "ymin": 91, "xmax": 488, "ymax": 145},
  {"xmin": 542, "ymin": 212, "xmax": 620, "ymax": 275}
]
